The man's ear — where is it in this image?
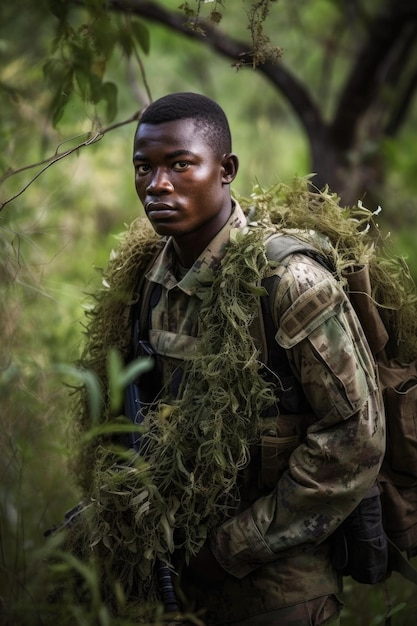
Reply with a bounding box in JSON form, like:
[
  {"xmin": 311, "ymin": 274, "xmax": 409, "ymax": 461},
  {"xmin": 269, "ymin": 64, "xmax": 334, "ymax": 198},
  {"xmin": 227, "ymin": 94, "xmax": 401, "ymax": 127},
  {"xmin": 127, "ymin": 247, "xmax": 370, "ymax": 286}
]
[{"xmin": 221, "ymin": 153, "xmax": 239, "ymax": 184}]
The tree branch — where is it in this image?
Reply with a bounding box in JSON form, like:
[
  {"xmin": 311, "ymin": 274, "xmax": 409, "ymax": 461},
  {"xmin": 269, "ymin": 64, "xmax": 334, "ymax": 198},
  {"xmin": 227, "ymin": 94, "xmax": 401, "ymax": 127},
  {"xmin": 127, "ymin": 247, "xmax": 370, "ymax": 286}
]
[
  {"xmin": 330, "ymin": 0, "xmax": 417, "ymax": 149},
  {"xmin": 106, "ymin": 0, "xmax": 326, "ymax": 154},
  {"xmin": 0, "ymin": 110, "xmax": 142, "ymax": 212},
  {"xmin": 383, "ymin": 22, "xmax": 417, "ymax": 137},
  {"xmin": 386, "ymin": 65, "xmax": 417, "ymax": 137}
]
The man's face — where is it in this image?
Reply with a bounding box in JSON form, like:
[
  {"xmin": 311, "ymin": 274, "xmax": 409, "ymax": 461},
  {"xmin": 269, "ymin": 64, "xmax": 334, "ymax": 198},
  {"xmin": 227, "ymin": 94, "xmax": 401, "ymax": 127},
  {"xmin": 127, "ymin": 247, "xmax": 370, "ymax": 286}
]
[{"xmin": 133, "ymin": 118, "xmax": 236, "ymax": 241}]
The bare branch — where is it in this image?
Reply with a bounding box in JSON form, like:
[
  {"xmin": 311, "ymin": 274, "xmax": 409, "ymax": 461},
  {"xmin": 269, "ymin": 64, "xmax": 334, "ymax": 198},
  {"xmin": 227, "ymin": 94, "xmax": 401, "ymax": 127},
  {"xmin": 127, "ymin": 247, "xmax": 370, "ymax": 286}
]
[{"xmin": 0, "ymin": 110, "xmax": 142, "ymax": 213}]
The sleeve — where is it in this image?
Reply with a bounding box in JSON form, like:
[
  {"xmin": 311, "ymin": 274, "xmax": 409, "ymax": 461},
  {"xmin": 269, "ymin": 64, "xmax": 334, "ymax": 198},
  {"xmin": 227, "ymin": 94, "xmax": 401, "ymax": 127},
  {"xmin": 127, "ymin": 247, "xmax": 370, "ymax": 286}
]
[{"xmin": 210, "ymin": 255, "xmax": 386, "ymax": 578}]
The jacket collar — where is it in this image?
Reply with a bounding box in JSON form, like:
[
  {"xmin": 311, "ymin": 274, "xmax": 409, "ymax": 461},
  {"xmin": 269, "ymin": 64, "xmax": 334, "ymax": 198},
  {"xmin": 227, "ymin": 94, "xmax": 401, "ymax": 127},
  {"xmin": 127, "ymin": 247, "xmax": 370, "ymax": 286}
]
[{"xmin": 146, "ymin": 200, "xmax": 247, "ymax": 298}]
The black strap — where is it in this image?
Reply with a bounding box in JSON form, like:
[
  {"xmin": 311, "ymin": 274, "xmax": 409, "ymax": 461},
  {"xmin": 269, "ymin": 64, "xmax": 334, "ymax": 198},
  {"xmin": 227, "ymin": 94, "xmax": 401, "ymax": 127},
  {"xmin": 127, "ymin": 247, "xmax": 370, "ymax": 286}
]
[{"xmin": 259, "ymin": 233, "xmax": 330, "ymax": 415}]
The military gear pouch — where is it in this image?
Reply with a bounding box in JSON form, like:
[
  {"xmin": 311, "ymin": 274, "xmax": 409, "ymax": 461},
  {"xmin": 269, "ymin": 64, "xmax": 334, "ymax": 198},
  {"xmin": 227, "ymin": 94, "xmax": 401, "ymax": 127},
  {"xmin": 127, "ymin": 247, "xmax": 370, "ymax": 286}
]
[
  {"xmin": 343, "ymin": 263, "xmax": 389, "ymax": 356},
  {"xmin": 378, "ymin": 359, "xmax": 417, "ymax": 556},
  {"xmin": 331, "ymin": 485, "xmax": 389, "ymax": 584}
]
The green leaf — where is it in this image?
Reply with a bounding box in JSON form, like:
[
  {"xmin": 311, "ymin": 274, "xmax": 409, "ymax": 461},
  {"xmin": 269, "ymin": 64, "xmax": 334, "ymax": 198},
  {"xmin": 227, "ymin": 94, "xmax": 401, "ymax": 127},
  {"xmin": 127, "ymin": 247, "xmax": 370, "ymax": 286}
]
[
  {"xmin": 101, "ymin": 81, "xmax": 118, "ymax": 122},
  {"xmin": 386, "ymin": 602, "xmax": 407, "ymax": 618},
  {"xmin": 119, "ymin": 355, "xmax": 154, "ymax": 389},
  {"xmin": 117, "ymin": 26, "xmax": 134, "ymax": 58},
  {"xmin": 131, "ymin": 20, "xmax": 150, "ymax": 55},
  {"xmin": 50, "ymin": 87, "xmax": 72, "ymax": 127},
  {"xmin": 71, "ymin": 39, "xmax": 93, "ymax": 72},
  {"xmin": 74, "ymin": 68, "xmax": 90, "ymax": 99},
  {"xmin": 239, "ymin": 279, "xmax": 267, "ymax": 295},
  {"xmin": 90, "ymin": 15, "xmax": 118, "ymax": 58},
  {"xmin": 43, "ymin": 59, "xmax": 66, "ymax": 87},
  {"xmin": 88, "ymin": 73, "xmax": 106, "ymax": 104},
  {"xmin": 107, "ymin": 349, "xmax": 153, "ymax": 412},
  {"xmin": 45, "ymin": 61, "xmax": 74, "ymax": 127},
  {"xmin": 53, "ymin": 364, "xmax": 102, "ymax": 423},
  {"xmin": 108, "ymin": 349, "xmax": 124, "ymax": 411},
  {"xmin": 80, "ymin": 421, "xmax": 146, "ymax": 444}
]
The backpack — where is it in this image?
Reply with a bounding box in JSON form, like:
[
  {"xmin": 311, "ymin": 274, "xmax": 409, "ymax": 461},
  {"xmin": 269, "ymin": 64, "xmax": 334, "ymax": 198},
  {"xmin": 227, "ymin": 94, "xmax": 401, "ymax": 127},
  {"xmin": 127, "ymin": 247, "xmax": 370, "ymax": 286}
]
[{"xmin": 260, "ymin": 231, "xmax": 417, "ymax": 587}]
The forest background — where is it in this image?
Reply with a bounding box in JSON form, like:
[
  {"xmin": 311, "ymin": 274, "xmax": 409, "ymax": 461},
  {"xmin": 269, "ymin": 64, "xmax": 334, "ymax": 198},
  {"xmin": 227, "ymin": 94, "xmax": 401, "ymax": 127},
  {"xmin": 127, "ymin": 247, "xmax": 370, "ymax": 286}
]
[{"xmin": 1, "ymin": 0, "xmax": 417, "ymax": 624}]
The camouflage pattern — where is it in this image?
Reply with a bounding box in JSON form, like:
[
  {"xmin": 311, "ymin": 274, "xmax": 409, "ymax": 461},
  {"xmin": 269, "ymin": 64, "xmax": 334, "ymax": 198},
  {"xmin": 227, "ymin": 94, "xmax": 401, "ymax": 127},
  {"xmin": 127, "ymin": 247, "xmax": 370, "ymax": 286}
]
[
  {"xmin": 139, "ymin": 202, "xmax": 385, "ymax": 624},
  {"xmin": 143, "ymin": 205, "xmax": 244, "ymax": 395}
]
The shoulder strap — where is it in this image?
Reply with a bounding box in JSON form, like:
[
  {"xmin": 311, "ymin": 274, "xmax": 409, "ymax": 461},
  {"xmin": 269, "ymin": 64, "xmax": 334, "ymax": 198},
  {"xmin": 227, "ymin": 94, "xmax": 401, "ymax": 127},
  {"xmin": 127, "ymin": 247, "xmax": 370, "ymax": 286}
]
[
  {"xmin": 264, "ymin": 233, "xmax": 323, "ymax": 262},
  {"xmin": 258, "ymin": 233, "xmax": 328, "ymax": 414},
  {"xmin": 130, "ymin": 249, "xmax": 163, "ymax": 357},
  {"xmin": 262, "ymin": 232, "xmax": 333, "ymax": 327}
]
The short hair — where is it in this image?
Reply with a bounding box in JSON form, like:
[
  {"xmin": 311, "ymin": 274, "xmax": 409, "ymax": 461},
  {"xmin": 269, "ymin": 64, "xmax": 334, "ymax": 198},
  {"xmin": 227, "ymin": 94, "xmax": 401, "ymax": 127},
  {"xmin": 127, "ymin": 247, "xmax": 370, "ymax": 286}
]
[{"xmin": 138, "ymin": 92, "xmax": 232, "ymax": 154}]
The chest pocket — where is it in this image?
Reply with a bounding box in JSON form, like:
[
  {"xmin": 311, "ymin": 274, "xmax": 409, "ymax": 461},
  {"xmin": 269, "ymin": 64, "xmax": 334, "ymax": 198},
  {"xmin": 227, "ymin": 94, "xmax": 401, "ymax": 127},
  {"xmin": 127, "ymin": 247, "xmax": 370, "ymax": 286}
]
[{"xmin": 137, "ymin": 281, "xmax": 202, "ymax": 400}]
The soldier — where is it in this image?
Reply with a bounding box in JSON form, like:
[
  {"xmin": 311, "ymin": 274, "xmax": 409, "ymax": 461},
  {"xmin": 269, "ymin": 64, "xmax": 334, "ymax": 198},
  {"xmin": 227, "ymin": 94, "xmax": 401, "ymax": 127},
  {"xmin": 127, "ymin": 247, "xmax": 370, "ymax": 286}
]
[
  {"xmin": 128, "ymin": 92, "xmax": 385, "ymax": 625},
  {"xmin": 75, "ymin": 92, "xmax": 385, "ymax": 625}
]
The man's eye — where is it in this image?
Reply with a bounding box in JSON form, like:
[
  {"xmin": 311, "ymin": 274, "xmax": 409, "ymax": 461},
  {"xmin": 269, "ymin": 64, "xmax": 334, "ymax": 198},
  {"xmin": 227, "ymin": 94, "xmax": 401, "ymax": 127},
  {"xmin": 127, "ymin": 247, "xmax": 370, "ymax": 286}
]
[
  {"xmin": 135, "ymin": 164, "xmax": 150, "ymax": 175},
  {"xmin": 173, "ymin": 161, "xmax": 190, "ymax": 171}
]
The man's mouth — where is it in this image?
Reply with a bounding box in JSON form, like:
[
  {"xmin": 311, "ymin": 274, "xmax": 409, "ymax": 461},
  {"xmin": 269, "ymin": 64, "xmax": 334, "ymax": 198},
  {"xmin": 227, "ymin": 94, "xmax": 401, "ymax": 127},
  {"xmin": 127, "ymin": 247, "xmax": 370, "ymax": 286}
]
[{"xmin": 145, "ymin": 201, "xmax": 177, "ymax": 219}]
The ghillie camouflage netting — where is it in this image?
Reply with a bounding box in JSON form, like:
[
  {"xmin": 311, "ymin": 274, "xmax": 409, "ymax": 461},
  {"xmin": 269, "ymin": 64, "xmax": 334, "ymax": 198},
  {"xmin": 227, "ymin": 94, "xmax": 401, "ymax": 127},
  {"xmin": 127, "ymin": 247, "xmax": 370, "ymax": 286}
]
[{"xmin": 64, "ymin": 176, "xmax": 417, "ymax": 619}]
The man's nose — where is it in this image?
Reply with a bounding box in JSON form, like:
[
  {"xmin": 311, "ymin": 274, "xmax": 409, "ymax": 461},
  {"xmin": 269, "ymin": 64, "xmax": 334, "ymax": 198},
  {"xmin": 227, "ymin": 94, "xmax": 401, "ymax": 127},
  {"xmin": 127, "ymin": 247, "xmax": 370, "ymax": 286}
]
[{"xmin": 146, "ymin": 168, "xmax": 174, "ymax": 194}]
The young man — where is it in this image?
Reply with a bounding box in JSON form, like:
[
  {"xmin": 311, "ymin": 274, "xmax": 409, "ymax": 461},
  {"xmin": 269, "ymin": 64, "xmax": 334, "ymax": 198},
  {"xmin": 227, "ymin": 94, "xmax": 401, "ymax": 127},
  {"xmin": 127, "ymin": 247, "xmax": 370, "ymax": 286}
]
[
  {"xmin": 76, "ymin": 92, "xmax": 385, "ymax": 625},
  {"xmin": 129, "ymin": 92, "xmax": 385, "ymax": 624}
]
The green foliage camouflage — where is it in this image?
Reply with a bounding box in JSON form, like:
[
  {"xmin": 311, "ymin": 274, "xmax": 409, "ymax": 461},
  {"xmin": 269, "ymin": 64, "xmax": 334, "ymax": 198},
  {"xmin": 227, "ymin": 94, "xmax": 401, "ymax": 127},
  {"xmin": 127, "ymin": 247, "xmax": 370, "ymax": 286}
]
[
  {"xmin": 63, "ymin": 177, "xmax": 417, "ymax": 618},
  {"xmin": 236, "ymin": 177, "xmax": 417, "ymax": 362}
]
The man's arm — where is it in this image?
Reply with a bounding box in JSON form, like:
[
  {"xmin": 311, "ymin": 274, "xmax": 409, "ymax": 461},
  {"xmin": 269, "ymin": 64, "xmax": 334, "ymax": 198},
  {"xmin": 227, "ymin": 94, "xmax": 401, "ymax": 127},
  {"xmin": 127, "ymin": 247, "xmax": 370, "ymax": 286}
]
[{"xmin": 210, "ymin": 256, "xmax": 386, "ymax": 578}]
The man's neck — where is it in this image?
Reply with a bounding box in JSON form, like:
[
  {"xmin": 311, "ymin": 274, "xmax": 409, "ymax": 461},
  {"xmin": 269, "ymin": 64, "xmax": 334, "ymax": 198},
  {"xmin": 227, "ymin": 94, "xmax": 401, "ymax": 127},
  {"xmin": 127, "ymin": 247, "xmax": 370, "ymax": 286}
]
[{"xmin": 172, "ymin": 201, "xmax": 234, "ymax": 268}]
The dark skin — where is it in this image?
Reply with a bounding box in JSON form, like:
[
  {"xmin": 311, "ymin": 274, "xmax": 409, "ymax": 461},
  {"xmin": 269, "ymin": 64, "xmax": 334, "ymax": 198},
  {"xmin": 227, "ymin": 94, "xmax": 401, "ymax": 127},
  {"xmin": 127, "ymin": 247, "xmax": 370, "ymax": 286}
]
[
  {"xmin": 133, "ymin": 117, "xmax": 238, "ymax": 582},
  {"xmin": 133, "ymin": 118, "xmax": 239, "ymax": 268}
]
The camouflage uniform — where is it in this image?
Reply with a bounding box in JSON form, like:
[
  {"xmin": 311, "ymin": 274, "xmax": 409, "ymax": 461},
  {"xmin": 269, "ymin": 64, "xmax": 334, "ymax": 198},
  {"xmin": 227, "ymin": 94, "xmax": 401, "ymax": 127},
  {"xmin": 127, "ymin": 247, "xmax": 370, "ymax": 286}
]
[{"xmin": 140, "ymin": 202, "xmax": 385, "ymax": 625}]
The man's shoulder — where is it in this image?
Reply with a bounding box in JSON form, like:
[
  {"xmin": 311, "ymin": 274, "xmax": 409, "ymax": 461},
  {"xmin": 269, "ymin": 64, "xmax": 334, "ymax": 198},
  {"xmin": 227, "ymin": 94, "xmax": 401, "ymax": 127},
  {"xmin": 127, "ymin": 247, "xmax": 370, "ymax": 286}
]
[
  {"xmin": 280, "ymin": 252, "xmax": 337, "ymax": 294},
  {"xmin": 270, "ymin": 255, "xmax": 345, "ymax": 348},
  {"xmin": 265, "ymin": 242, "xmax": 338, "ymax": 302}
]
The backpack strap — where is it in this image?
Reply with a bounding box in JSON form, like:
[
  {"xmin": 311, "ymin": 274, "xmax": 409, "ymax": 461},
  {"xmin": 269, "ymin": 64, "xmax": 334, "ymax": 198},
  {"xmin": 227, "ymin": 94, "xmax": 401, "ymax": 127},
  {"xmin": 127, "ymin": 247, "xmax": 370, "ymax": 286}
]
[
  {"xmin": 263, "ymin": 233, "xmax": 334, "ymax": 326},
  {"xmin": 258, "ymin": 233, "xmax": 331, "ymax": 415},
  {"xmin": 129, "ymin": 247, "xmax": 163, "ymax": 357},
  {"xmin": 123, "ymin": 248, "xmax": 163, "ymax": 448},
  {"xmin": 264, "ymin": 232, "xmax": 325, "ymax": 262}
]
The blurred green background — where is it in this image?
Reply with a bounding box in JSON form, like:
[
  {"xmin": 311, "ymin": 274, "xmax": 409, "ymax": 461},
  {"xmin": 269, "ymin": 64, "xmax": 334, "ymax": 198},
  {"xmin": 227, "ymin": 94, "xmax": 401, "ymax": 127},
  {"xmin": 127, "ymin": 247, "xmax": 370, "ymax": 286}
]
[{"xmin": 1, "ymin": 1, "xmax": 417, "ymax": 624}]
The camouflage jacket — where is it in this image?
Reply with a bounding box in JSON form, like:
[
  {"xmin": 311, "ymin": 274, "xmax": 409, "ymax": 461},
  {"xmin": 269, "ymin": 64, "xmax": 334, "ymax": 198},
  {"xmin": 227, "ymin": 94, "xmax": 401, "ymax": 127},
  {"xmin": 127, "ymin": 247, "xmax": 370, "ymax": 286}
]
[{"xmin": 139, "ymin": 202, "xmax": 385, "ymax": 623}]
